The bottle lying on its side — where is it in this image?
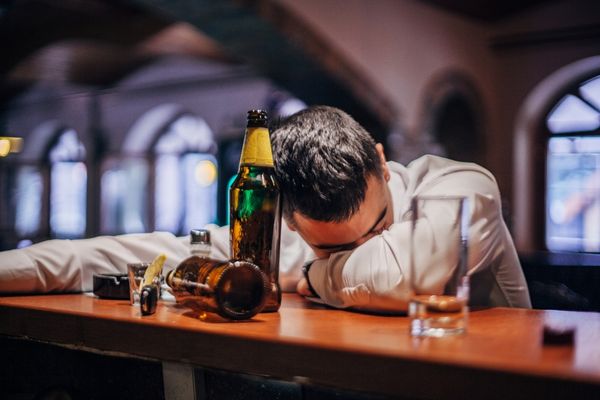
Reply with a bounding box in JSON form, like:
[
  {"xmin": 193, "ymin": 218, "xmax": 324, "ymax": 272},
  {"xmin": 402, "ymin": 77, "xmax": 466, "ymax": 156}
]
[{"xmin": 166, "ymin": 255, "xmax": 270, "ymax": 321}]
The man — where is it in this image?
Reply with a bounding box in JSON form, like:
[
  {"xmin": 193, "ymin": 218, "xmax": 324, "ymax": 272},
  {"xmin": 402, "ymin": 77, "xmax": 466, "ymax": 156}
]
[
  {"xmin": 271, "ymin": 106, "xmax": 530, "ymax": 310},
  {"xmin": 0, "ymin": 106, "xmax": 531, "ymax": 311}
]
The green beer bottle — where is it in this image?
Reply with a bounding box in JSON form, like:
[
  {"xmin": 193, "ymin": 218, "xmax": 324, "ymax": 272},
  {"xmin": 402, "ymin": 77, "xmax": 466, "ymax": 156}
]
[{"xmin": 229, "ymin": 110, "xmax": 282, "ymax": 312}]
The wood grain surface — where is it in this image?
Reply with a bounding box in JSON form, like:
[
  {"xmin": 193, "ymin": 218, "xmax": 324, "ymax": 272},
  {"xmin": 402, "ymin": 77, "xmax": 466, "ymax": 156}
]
[{"xmin": 1, "ymin": 293, "xmax": 599, "ymax": 399}]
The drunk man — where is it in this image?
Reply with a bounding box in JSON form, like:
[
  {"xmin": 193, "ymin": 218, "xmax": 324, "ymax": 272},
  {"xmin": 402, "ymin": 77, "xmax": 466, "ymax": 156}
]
[{"xmin": 0, "ymin": 106, "xmax": 531, "ymax": 311}]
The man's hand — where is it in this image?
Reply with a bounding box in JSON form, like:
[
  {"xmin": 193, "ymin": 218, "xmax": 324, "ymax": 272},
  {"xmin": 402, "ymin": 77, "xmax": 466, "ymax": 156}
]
[{"xmin": 296, "ymin": 277, "xmax": 312, "ymax": 296}]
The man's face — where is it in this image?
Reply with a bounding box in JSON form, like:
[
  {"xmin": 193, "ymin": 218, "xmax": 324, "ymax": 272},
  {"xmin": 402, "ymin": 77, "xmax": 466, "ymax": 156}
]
[{"xmin": 289, "ymin": 173, "xmax": 394, "ymax": 259}]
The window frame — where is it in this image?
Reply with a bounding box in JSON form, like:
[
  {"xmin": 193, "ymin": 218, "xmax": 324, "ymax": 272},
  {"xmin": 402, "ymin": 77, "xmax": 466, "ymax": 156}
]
[{"xmin": 543, "ymin": 77, "xmax": 600, "ymax": 253}]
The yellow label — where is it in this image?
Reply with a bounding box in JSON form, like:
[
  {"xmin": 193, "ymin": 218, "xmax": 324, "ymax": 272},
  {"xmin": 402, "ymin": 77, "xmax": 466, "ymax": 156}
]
[{"xmin": 239, "ymin": 127, "xmax": 274, "ymax": 167}]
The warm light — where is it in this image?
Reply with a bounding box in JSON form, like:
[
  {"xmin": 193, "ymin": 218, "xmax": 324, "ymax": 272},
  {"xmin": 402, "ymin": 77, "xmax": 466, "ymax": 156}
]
[
  {"xmin": 194, "ymin": 160, "xmax": 217, "ymax": 186},
  {"xmin": 0, "ymin": 139, "xmax": 9, "ymax": 157},
  {"xmin": 0, "ymin": 136, "xmax": 23, "ymax": 157}
]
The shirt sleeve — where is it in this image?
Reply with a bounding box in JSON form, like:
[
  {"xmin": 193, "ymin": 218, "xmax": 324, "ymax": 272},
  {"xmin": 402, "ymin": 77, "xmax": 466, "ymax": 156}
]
[
  {"xmin": 307, "ymin": 168, "xmax": 506, "ymax": 312},
  {"xmin": 0, "ymin": 214, "xmax": 313, "ymax": 295},
  {"xmin": 0, "ymin": 231, "xmax": 190, "ymax": 294}
]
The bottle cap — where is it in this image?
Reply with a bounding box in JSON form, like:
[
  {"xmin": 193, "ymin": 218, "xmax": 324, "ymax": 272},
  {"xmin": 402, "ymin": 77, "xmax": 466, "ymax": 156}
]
[
  {"xmin": 247, "ymin": 109, "xmax": 268, "ymax": 127},
  {"xmin": 190, "ymin": 229, "xmax": 211, "ymax": 245}
]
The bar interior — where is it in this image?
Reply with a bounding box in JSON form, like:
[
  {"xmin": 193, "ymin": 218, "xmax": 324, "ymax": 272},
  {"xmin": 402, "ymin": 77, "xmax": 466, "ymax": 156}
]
[{"xmin": 1, "ymin": 1, "xmax": 600, "ymax": 399}]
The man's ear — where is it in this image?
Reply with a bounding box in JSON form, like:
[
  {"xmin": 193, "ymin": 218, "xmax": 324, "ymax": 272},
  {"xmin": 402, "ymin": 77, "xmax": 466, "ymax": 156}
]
[{"xmin": 376, "ymin": 143, "xmax": 390, "ymax": 181}]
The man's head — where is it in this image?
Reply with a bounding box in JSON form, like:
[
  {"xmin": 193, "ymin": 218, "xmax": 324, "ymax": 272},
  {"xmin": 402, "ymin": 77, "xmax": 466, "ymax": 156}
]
[{"xmin": 272, "ymin": 105, "xmax": 393, "ymax": 257}]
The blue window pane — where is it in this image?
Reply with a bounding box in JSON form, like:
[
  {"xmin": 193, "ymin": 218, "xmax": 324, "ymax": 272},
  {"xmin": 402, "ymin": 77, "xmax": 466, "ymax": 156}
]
[
  {"xmin": 580, "ymin": 76, "xmax": 600, "ymax": 111},
  {"xmin": 154, "ymin": 115, "xmax": 214, "ymax": 154},
  {"xmin": 546, "ymin": 136, "xmax": 600, "ymax": 252},
  {"xmin": 155, "ymin": 154, "xmax": 182, "ymax": 233},
  {"xmin": 14, "ymin": 166, "xmax": 42, "ymax": 236},
  {"xmin": 50, "ymin": 161, "xmax": 87, "ymax": 237},
  {"xmin": 153, "ymin": 114, "xmax": 217, "ymax": 235},
  {"xmin": 547, "ymin": 95, "xmax": 600, "ymax": 133},
  {"xmin": 101, "ymin": 159, "xmax": 149, "ymax": 234},
  {"xmin": 155, "ymin": 154, "xmax": 218, "ymax": 234},
  {"xmin": 49, "ymin": 129, "xmax": 86, "ymax": 162},
  {"xmin": 275, "ymin": 98, "xmax": 307, "ymax": 118},
  {"xmin": 17, "ymin": 239, "xmax": 33, "ymax": 249},
  {"xmin": 182, "ymin": 154, "xmax": 218, "ymax": 233}
]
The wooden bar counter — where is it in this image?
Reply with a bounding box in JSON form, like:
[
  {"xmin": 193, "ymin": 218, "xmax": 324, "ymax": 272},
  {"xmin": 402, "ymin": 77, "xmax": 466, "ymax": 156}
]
[{"xmin": 1, "ymin": 293, "xmax": 599, "ymax": 399}]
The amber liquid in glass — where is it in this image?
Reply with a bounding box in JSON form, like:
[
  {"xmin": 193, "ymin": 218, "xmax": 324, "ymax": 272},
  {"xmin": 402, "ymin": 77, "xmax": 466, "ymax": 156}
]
[{"xmin": 409, "ymin": 295, "xmax": 467, "ymax": 336}]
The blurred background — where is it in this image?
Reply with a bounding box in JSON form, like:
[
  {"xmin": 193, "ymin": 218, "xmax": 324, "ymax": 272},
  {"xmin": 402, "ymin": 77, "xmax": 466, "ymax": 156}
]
[{"xmin": 1, "ymin": 0, "xmax": 600, "ymax": 309}]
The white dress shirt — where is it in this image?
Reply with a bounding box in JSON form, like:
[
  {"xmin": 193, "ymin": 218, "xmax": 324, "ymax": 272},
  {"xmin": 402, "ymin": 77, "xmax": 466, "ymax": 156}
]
[
  {"xmin": 0, "ymin": 156, "xmax": 531, "ymax": 310},
  {"xmin": 306, "ymin": 156, "xmax": 531, "ymax": 311}
]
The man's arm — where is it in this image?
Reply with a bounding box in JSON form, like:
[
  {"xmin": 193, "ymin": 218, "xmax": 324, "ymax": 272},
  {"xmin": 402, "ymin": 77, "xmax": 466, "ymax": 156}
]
[
  {"xmin": 305, "ymin": 169, "xmax": 510, "ymax": 312},
  {"xmin": 0, "ymin": 221, "xmax": 312, "ymax": 295},
  {"xmin": 0, "ymin": 231, "xmax": 199, "ymax": 294}
]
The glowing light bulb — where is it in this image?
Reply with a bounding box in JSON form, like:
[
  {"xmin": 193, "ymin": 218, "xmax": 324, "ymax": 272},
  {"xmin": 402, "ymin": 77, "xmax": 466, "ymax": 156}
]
[
  {"xmin": 0, "ymin": 137, "xmax": 23, "ymax": 156},
  {"xmin": 194, "ymin": 160, "xmax": 217, "ymax": 187},
  {"xmin": 0, "ymin": 139, "xmax": 10, "ymax": 157}
]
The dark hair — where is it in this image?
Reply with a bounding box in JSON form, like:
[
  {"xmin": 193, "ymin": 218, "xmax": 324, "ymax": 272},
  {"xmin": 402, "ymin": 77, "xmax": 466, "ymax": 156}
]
[{"xmin": 271, "ymin": 105, "xmax": 383, "ymax": 223}]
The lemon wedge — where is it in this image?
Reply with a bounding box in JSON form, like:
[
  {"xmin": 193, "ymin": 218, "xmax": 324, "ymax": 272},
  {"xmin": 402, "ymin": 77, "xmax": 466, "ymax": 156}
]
[{"xmin": 141, "ymin": 253, "xmax": 167, "ymax": 288}]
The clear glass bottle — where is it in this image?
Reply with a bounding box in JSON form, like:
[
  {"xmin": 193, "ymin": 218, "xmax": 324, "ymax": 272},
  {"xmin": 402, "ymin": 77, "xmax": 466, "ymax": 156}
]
[
  {"xmin": 190, "ymin": 228, "xmax": 211, "ymax": 257},
  {"xmin": 229, "ymin": 110, "xmax": 282, "ymax": 312}
]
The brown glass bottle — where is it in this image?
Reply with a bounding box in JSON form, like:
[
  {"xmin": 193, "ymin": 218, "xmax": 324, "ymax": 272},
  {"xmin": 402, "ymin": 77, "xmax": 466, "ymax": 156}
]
[
  {"xmin": 229, "ymin": 110, "xmax": 282, "ymax": 312},
  {"xmin": 166, "ymin": 256, "xmax": 269, "ymax": 320}
]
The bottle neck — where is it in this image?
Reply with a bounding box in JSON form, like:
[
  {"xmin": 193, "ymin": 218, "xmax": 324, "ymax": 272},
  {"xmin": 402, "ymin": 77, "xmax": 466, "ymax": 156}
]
[
  {"xmin": 191, "ymin": 242, "xmax": 211, "ymax": 257},
  {"xmin": 239, "ymin": 127, "xmax": 274, "ymax": 169}
]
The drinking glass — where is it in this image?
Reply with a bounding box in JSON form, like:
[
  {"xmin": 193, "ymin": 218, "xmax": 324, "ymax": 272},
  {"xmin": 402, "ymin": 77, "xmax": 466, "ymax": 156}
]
[
  {"xmin": 127, "ymin": 262, "xmax": 150, "ymax": 306},
  {"xmin": 408, "ymin": 195, "xmax": 469, "ymax": 337}
]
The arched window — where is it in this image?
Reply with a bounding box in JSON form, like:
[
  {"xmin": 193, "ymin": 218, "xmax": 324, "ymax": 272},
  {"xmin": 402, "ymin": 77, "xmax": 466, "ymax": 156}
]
[
  {"xmin": 545, "ymin": 76, "xmax": 600, "ymax": 252},
  {"xmin": 14, "ymin": 166, "xmax": 43, "ymax": 239},
  {"xmin": 154, "ymin": 115, "xmax": 218, "ymax": 235},
  {"xmin": 48, "ymin": 128, "xmax": 87, "ymax": 238},
  {"xmin": 101, "ymin": 106, "xmax": 218, "ymax": 236},
  {"xmin": 2, "ymin": 121, "xmax": 80, "ymax": 248},
  {"xmin": 100, "ymin": 157, "xmax": 149, "ymax": 234}
]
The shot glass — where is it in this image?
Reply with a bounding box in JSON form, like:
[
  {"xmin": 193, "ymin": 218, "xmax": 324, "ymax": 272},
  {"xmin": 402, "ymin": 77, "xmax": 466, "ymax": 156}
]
[
  {"xmin": 408, "ymin": 195, "xmax": 470, "ymax": 337},
  {"xmin": 127, "ymin": 262, "xmax": 152, "ymax": 306}
]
